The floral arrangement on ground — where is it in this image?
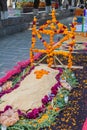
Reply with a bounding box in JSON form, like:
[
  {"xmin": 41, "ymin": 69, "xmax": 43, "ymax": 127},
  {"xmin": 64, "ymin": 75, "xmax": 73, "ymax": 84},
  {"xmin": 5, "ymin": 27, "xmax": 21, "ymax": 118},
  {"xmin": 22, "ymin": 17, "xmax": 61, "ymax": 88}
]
[
  {"xmin": 0, "ymin": 53, "xmax": 78, "ymax": 130},
  {"xmin": 0, "ymin": 8, "xmax": 79, "ymax": 129}
]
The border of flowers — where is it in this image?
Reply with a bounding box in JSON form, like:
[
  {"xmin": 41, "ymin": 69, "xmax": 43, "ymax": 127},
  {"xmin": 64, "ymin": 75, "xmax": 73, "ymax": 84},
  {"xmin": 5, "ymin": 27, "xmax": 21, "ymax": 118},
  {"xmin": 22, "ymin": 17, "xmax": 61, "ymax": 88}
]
[
  {"xmin": 0, "ymin": 53, "xmax": 77, "ymax": 129},
  {"xmin": 0, "ymin": 53, "xmax": 41, "ymax": 86},
  {"xmin": 0, "ymin": 61, "xmax": 63, "ymax": 119},
  {"xmin": 0, "ymin": 53, "xmax": 42, "ymax": 98}
]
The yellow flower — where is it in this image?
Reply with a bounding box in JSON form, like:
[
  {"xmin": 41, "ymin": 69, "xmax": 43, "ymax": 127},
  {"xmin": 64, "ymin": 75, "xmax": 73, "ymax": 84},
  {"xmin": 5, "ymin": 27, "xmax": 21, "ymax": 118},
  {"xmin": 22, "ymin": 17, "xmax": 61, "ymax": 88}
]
[
  {"xmin": 59, "ymin": 94, "xmax": 63, "ymax": 98},
  {"xmin": 47, "ymin": 20, "xmax": 51, "ymax": 24},
  {"xmin": 38, "ymin": 114, "xmax": 49, "ymax": 123},
  {"xmin": 33, "ymin": 17, "xmax": 37, "ymax": 22},
  {"xmin": 34, "ymin": 69, "xmax": 49, "ymax": 79}
]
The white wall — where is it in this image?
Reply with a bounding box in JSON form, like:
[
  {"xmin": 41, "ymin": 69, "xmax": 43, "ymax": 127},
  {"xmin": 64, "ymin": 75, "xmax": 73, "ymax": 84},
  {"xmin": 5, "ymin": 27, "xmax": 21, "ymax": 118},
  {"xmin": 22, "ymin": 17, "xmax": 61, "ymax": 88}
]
[{"xmin": 7, "ymin": 0, "xmax": 12, "ymax": 6}]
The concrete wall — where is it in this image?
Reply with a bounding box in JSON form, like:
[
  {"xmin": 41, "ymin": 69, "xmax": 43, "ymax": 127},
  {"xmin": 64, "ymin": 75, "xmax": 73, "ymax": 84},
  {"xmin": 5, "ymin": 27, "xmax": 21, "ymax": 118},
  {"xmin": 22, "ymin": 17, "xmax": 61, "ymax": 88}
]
[{"xmin": 0, "ymin": 9, "xmax": 74, "ymax": 37}]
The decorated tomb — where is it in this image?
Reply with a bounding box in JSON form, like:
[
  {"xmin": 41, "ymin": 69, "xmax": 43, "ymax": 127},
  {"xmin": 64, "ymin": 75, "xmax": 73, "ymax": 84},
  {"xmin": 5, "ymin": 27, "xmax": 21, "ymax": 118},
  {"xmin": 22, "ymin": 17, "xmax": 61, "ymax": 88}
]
[{"xmin": 0, "ymin": 9, "xmax": 78, "ymax": 130}]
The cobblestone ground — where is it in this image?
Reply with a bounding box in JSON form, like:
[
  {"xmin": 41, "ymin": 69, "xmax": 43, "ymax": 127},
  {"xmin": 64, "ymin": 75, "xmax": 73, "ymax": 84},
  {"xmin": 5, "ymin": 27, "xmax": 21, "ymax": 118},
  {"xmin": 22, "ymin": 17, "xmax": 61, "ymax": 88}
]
[
  {"xmin": 0, "ymin": 30, "xmax": 30, "ymax": 77},
  {"xmin": 0, "ymin": 17, "xmax": 73, "ymax": 78}
]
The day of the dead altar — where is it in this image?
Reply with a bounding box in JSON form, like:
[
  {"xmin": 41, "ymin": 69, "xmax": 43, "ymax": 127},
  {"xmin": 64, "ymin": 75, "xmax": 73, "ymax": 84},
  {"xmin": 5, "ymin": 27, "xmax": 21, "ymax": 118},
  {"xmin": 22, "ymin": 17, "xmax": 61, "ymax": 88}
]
[{"xmin": 0, "ymin": 9, "xmax": 87, "ymax": 130}]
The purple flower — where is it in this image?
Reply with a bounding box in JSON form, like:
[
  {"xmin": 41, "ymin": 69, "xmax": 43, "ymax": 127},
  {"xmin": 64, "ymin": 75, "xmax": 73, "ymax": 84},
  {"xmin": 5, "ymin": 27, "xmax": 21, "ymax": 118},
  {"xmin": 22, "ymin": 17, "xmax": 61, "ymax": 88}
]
[
  {"xmin": 17, "ymin": 59, "xmax": 30, "ymax": 69},
  {"xmin": 17, "ymin": 109, "xmax": 22, "ymax": 116},
  {"xmin": 42, "ymin": 95, "xmax": 49, "ymax": 105},
  {"xmin": 0, "ymin": 67, "xmax": 21, "ymax": 85},
  {"xmin": 17, "ymin": 109, "xmax": 26, "ymax": 117},
  {"xmin": 71, "ymin": 23, "xmax": 74, "ymax": 28},
  {"xmin": 4, "ymin": 105, "xmax": 12, "ymax": 112},
  {"xmin": 55, "ymin": 75, "xmax": 60, "ymax": 80},
  {"xmin": 48, "ymin": 95, "xmax": 52, "ymax": 101},
  {"xmin": 58, "ymin": 68, "xmax": 63, "ymax": 74},
  {"xmin": 27, "ymin": 108, "xmax": 39, "ymax": 119},
  {"xmin": 51, "ymin": 84, "xmax": 58, "ymax": 91},
  {"xmin": 55, "ymin": 69, "xmax": 63, "ymax": 81},
  {"xmin": 27, "ymin": 112, "xmax": 33, "ymax": 119},
  {"xmin": 51, "ymin": 89, "xmax": 57, "ymax": 96},
  {"xmin": 0, "ymin": 76, "xmax": 8, "ymax": 85},
  {"xmin": 48, "ymin": 93, "xmax": 55, "ymax": 98},
  {"xmin": 6, "ymin": 89, "xmax": 12, "ymax": 94},
  {"xmin": 34, "ymin": 53, "xmax": 41, "ymax": 60},
  {"xmin": 51, "ymin": 81, "xmax": 61, "ymax": 96},
  {"xmin": 56, "ymin": 81, "xmax": 61, "ymax": 88},
  {"xmin": 6, "ymin": 67, "xmax": 21, "ymax": 78},
  {"xmin": 38, "ymin": 106, "xmax": 44, "ymax": 113},
  {"xmin": 41, "ymin": 104, "xmax": 46, "ymax": 112},
  {"xmin": 21, "ymin": 76, "xmax": 25, "ymax": 80},
  {"xmin": 32, "ymin": 108, "xmax": 39, "ymax": 118},
  {"xmin": 0, "ymin": 93, "xmax": 3, "ymax": 98},
  {"xmin": 13, "ymin": 83, "xmax": 20, "ymax": 89}
]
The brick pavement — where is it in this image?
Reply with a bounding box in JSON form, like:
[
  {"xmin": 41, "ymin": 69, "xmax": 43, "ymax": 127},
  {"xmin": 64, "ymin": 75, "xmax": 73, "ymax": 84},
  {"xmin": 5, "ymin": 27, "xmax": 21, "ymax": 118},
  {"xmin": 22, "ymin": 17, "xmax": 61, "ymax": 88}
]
[{"xmin": 0, "ymin": 17, "xmax": 73, "ymax": 78}]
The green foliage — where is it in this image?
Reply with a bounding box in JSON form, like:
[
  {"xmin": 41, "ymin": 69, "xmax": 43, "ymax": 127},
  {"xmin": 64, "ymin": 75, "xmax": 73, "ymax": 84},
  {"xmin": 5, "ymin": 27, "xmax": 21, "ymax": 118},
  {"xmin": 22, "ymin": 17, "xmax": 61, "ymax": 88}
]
[
  {"xmin": 54, "ymin": 88, "xmax": 69, "ymax": 108},
  {"xmin": 12, "ymin": 66, "xmax": 30, "ymax": 86},
  {"xmin": 0, "ymin": 68, "xmax": 77, "ymax": 130},
  {"xmin": 5, "ymin": 87, "xmax": 70, "ymax": 130},
  {"xmin": 0, "ymin": 99, "xmax": 4, "ymax": 104},
  {"xmin": 7, "ymin": 124, "xmax": 35, "ymax": 130},
  {"xmin": 0, "ymin": 99, "xmax": 2, "ymax": 104},
  {"xmin": 24, "ymin": 66, "xmax": 31, "ymax": 74},
  {"xmin": 61, "ymin": 69, "xmax": 78, "ymax": 87},
  {"xmin": 12, "ymin": 73, "xmax": 22, "ymax": 86}
]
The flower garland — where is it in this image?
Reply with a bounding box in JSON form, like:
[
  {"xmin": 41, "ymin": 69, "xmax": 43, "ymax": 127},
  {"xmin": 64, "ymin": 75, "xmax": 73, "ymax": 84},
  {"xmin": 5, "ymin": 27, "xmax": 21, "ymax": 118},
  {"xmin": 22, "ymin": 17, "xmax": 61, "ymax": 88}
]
[
  {"xmin": 0, "ymin": 67, "xmax": 62, "ymax": 126},
  {"xmin": 30, "ymin": 9, "xmax": 77, "ymax": 68},
  {"xmin": 0, "ymin": 53, "xmax": 41, "ymax": 97},
  {"xmin": 0, "ymin": 66, "xmax": 75, "ymax": 130},
  {"xmin": 0, "ymin": 67, "xmax": 77, "ymax": 130},
  {"xmin": 0, "ymin": 9, "xmax": 78, "ymax": 130}
]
